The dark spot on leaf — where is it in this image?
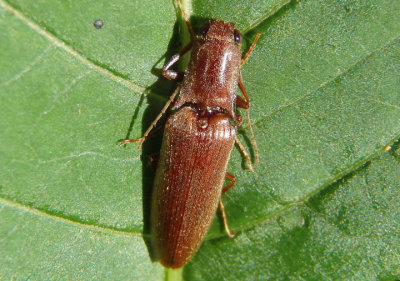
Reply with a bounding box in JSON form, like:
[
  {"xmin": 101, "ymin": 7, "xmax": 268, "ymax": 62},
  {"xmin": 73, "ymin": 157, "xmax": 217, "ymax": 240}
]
[{"xmin": 93, "ymin": 19, "xmax": 104, "ymax": 29}]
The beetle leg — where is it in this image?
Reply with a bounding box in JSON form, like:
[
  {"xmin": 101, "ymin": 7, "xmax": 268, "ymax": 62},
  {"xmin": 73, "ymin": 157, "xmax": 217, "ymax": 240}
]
[
  {"xmin": 162, "ymin": 41, "xmax": 192, "ymax": 81},
  {"xmin": 219, "ymin": 172, "xmax": 237, "ymax": 238},
  {"xmin": 235, "ymin": 136, "xmax": 254, "ymax": 172},
  {"xmin": 222, "ymin": 172, "xmax": 236, "ymax": 194},
  {"xmin": 120, "ymin": 85, "xmax": 181, "ymax": 150},
  {"xmin": 237, "ymin": 31, "xmax": 262, "ymax": 163},
  {"xmin": 120, "ymin": 125, "xmax": 163, "ymax": 144},
  {"xmin": 241, "ymin": 32, "xmax": 263, "ymax": 66},
  {"xmin": 219, "ymin": 200, "xmax": 235, "ymax": 238},
  {"xmin": 236, "ymin": 73, "xmax": 259, "ymax": 164},
  {"xmin": 236, "ymin": 95, "xmax": 249, "ymax": 110},
  {"xmin": 162, "ymin": 0, "xmax": 195, "ymax": 81},
  {"xmin": 234, "ymin": 112, "xmax": 256, "ymax": 170}
]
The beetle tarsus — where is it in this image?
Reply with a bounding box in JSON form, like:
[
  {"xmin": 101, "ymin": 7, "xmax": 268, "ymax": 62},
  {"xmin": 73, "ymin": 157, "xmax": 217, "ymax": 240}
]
[
  {"xmin": 235, "ymin": 136, "xmax": 254, "ymax": 172},
  {"xmin": 119, "ymin": 138, "xmax": 139, "ymax": 145},
  {"xmin": 219, "ymin": 200, "xmax": 236, "ymax": 238}
]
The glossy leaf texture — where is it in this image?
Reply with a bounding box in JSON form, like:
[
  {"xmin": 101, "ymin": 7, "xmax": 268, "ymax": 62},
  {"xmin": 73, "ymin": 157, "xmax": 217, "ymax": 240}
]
[{"xmin": 0, "ymin": 0, "xmax": 399, "ymax": 280}]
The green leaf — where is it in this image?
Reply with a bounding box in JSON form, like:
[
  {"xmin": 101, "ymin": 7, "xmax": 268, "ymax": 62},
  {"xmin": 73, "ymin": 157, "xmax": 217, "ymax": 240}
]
[
  {"xmin": 0, "ymin": 200, "xmax": 165, "ymax": 280},
  {"xmin": 0, "ymin": 0, "xmax": 399, "ymax": 280}
]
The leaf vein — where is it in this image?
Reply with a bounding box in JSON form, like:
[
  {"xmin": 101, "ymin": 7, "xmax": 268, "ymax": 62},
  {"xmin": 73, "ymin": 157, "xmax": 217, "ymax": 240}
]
[
  {"xmin": 254, "ymin": 33, "xmax": 400, "ymax": 127},
  {"xmin": 360, "ymin": 97, "xmax": 400, "ymax": 111},
  {"xmin": 243, "ymin": 0, "xmax": 292, "ymax": 33},
  {"xmin": 36, "ymin": 151, "xmax": 141, "ymax": 164},
  {"xmin": 0, "ymin": 196, "xmax": 142, "ymax": 237},
  {"xmin": 1, "ymin": 43, "xmax": 53, "ymax": 87},
  {"xmin": 0, "ymin": 0, "xmax": 146, "ymax": 95}
]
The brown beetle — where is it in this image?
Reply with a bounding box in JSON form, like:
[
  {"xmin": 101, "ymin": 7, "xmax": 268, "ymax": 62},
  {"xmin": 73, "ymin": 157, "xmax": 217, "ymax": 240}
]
[{"xmin": 122, "ymin": 0, "xmax": 261, "ymax": 268}]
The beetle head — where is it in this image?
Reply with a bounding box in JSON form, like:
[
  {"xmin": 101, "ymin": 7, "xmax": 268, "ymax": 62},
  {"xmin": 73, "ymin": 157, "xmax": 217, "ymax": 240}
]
[{"xmin": 197, "ymin": 19, "xmax": 242, "ymax": 45}]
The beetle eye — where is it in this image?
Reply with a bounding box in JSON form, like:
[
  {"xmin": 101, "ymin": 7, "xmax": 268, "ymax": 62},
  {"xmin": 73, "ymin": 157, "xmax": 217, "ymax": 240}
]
[
  {"xmin": 199, "ymin": 23, "xmax": 210, "ymax": 37},
  {"xmin": 233, "ymin": 29, "xmax": 241, "ymax": 43}
]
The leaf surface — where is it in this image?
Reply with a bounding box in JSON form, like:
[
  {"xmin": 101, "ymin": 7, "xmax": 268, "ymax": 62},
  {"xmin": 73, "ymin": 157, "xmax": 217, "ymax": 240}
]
[{"xmin": 0, "ymin": 0, "xmax": 399, "ymax": 280}]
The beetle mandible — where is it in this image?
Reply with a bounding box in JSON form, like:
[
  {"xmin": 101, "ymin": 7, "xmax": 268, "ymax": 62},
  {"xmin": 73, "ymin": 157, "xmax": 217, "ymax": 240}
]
[{"xmin": 122, "ymin": 0, "xmax": 262, "ymax": 268}]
